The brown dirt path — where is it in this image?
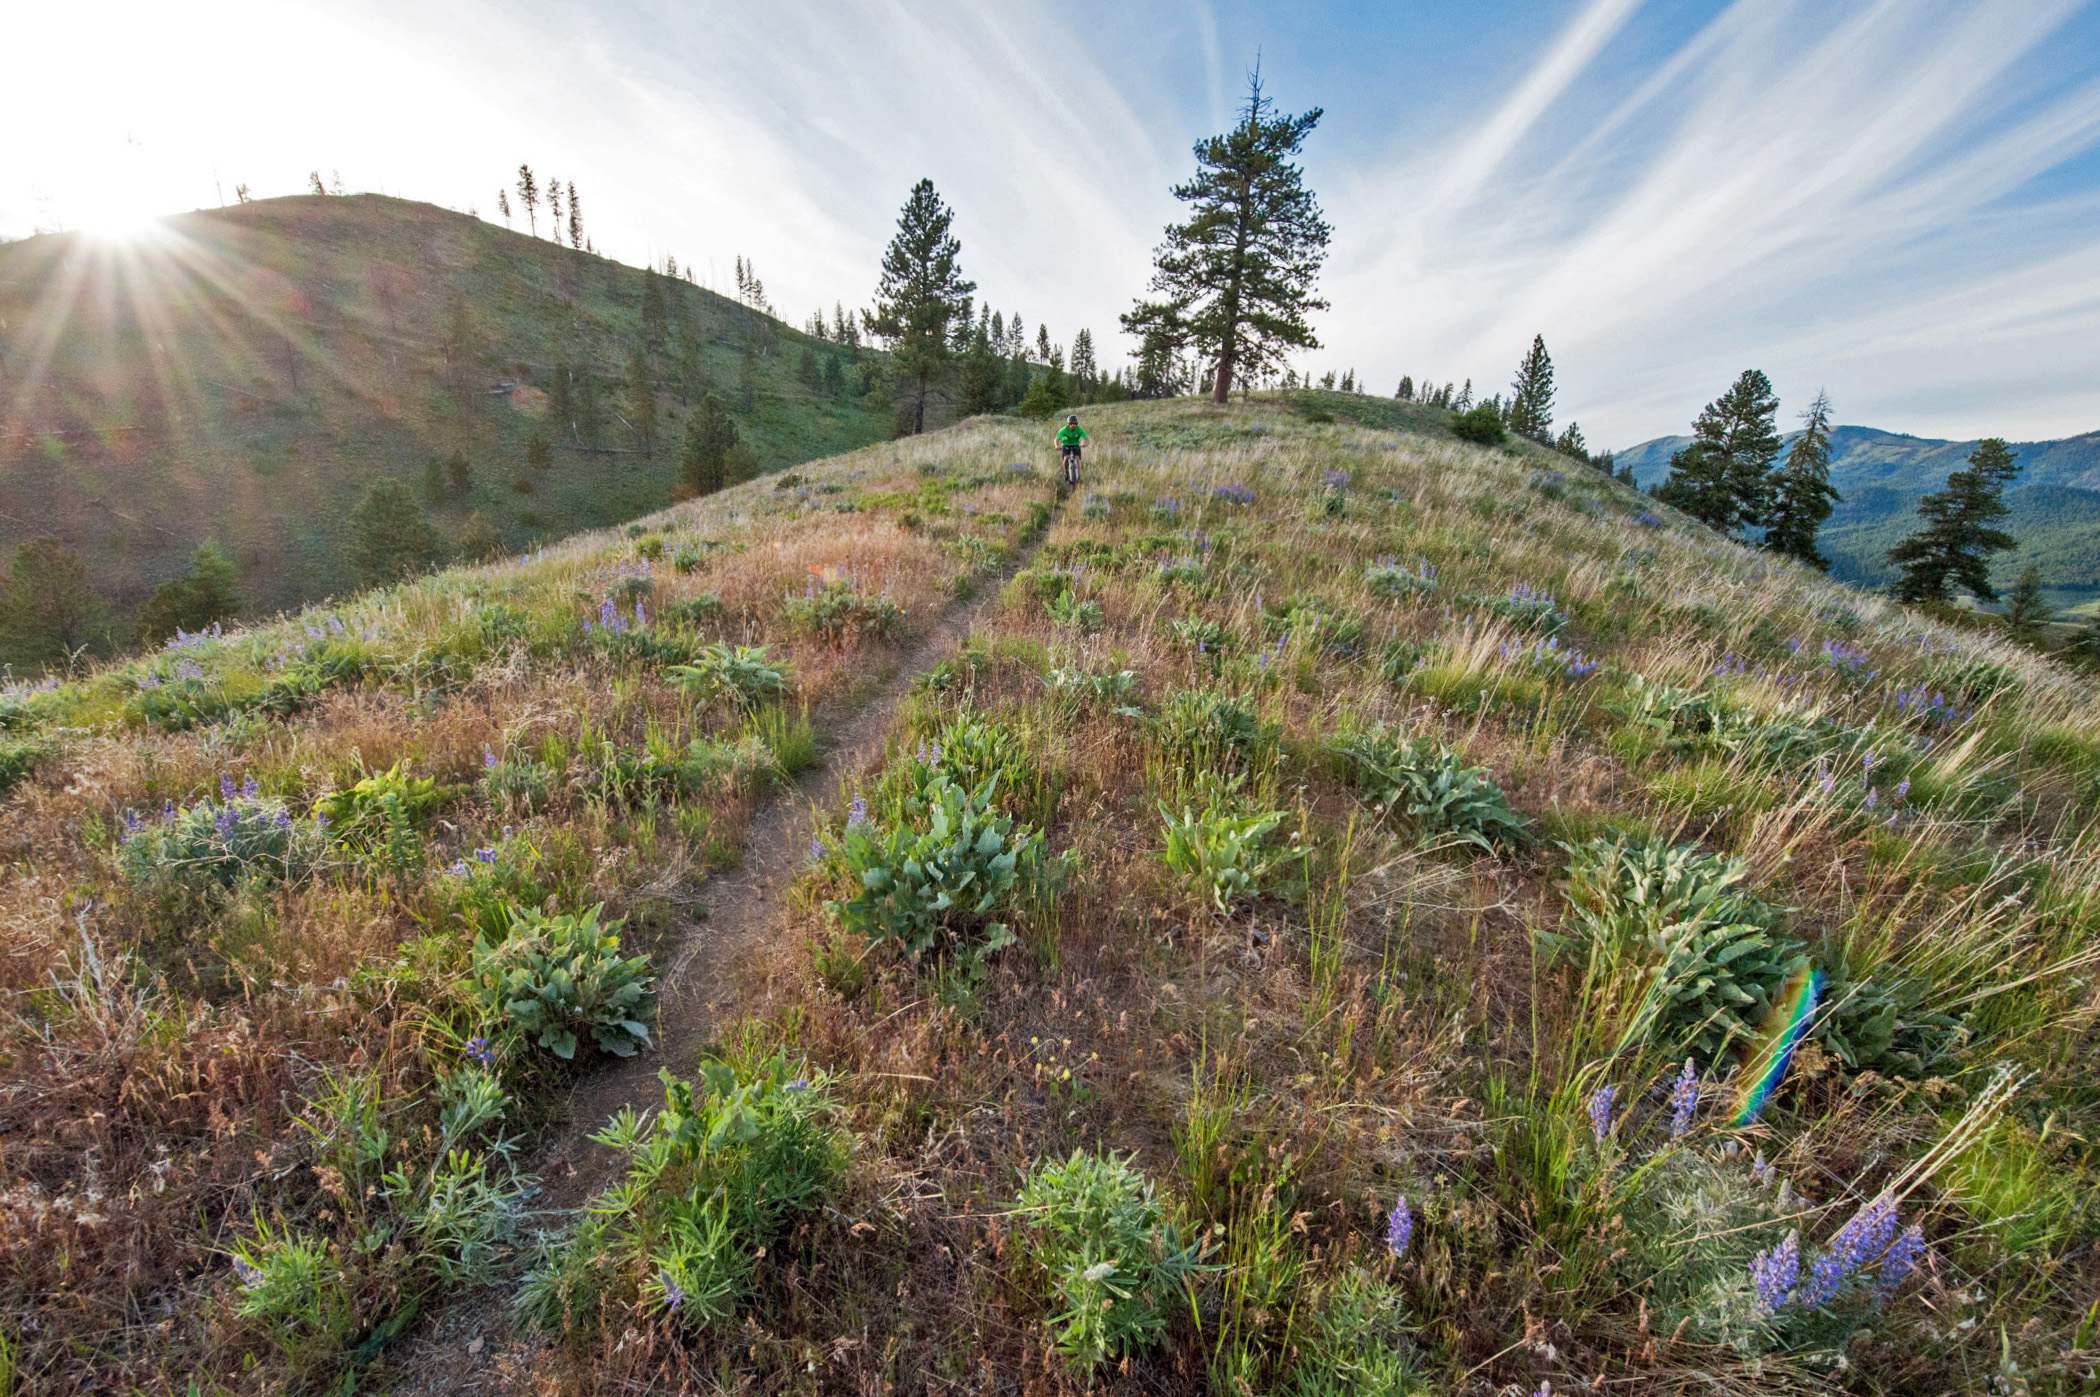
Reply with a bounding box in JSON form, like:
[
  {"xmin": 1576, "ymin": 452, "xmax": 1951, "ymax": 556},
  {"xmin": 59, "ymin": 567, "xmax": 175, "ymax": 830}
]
[{"xmin": 385, "ymin": 494, "xmax": 1062, "ymax": 1392}]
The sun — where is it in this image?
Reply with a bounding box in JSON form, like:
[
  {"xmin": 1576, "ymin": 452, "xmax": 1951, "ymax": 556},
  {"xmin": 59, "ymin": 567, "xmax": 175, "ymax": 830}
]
[{"xmin": 72, "ymin": 197, "xmax": 170, "ymax": 244}]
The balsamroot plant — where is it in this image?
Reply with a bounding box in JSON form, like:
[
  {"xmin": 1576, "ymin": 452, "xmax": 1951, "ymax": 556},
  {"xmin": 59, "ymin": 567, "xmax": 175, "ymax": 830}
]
[
  {"xmin": 515, "ymin": 1056, "xmax": 843, "ymax": 1336},
  {"xmin": 1331, "ymin": 728, "xmax": 1530, "ymax": 852},
  {"xmin": 1156, "ymin": 688, "xmax": 1278, "ymax": 774},
  {"xmin": 471, "ymin": 904, "xmax": 658, "ymax": 1059},
  {"xmin": 667, "ymin": 642, "xmax": 789, "ymax": 712},
  {"xmin": 828, "ymin": 769, "xmax": 1042, "ymax": 970},
  {"xmin": 1159, "ymin": 803, "xmax": 1292, "ymax": 914},
  {"xmin": 1546, "ymin": 837, "xmax": 1803, "ymax": 1061},
  {"xmin": 1015, "ymin": 1150, "xmax": 1209, "ymax": 1374}
]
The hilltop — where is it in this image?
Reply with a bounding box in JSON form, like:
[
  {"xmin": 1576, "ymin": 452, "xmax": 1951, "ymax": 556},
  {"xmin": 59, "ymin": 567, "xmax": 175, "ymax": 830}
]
[
  {"xmin": 1616, "ymin": 424, "xmax": 2100, "ymax": 605},
  {"xmin": 4, "ymin": 392, "xmax": 2098, "ymax": 1396},
  {"xmin": 0, "ymin": 194, "xmax": 892, "ymax": 625}
]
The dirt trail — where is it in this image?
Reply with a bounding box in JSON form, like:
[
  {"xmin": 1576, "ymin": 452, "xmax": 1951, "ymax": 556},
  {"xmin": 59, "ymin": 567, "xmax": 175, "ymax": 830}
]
[{"xmin": 390, "ymin": 498, "xmax": 1060, "ymax": 1390}]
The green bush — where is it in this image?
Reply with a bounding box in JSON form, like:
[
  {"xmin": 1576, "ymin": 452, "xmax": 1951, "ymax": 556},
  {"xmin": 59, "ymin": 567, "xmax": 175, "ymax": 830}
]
[
  {"xmin": 1282, "ymin": 1266, "xmax": 1429, "ymax": 1396},
  {"xmin": 1332, "ymin": 728, "xmax": 1530, "ymax": 852},
  {"xmin": 1046, "ymin": 591, "xmax": 1105, "ymax": 632},
  {"xmin": 667, "ymin": 643, "xmax": 788, "ymax": 712},
  {"xmin": 1815, "ymin": 961, "xmax": 1966, "ymax": 1079},
  {"xmin": 1159, "ymin": 803, "xmax": 1292, "ymax": 914},
  {"xmin": 781, "ymin": 580, "xmax": 907, "ymax": 647},
  {"xmin": 1363, "ymin": 560, "xmax": 1437, "ymax": 603},
  {"xmin": 0, "ymin": 734, "xmax": 52, "ymax": 793},
  {"xmin": 116, "ymin": 785, "xmax": 324, "ymax": 897},
  {"xmin": 316, "ymin": 761, "xmax": 450, "ymax": 843},
  {"xmin": 1451, "ymin": 405, "xmax": 1509, "ymax": 445},
  {"xmin": 479, "ymin": 753, "xmax": 555, "ymax": 812},
  {"xmin": 1046, "ymin": 664, "xmax": 1143, "ymax": 717},
  {"xmin": 592, "ymin": 733, "xmax": 776, "ymax": 808},
  {"xmin": 1155, "ymin": 689, "xmax": 1277, "ymax": 774},
  {"xmin": 662, "ymin": 595, "xmax": 724, "ymax": 629},
  {"xmin": 1015, "ymin": 1150, "xmax": 1207, "ymax": 1374},
  {"xmin": 515, "ymin": 1055, "xmax": 843, "ymax": 1335},
  {"xmin": 827, "ymin": 769, "xmax": 1042, "ymax": 971},
  {"xmin": 1546, "ymin": 837, "xmax": 1804, "ymax": 1061},
  {"xmin": 471, "ymin": 904, "xmax": 658, "ymax": 1059}
]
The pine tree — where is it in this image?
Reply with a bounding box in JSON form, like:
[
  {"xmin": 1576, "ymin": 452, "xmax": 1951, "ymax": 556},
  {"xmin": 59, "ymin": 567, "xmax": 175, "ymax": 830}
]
[
  {"xmin": 1888, "ymin": 439, "xmax": 2021, "ymax": 603},
  {"xmin": 626, "ymin": 346, "xmax": 657, "ymax": 454},
  {"xmin": 1553, "ymin": 421, "xmax": 1588, "ymax": 463},
  {"xmin": 1762, "ymin": 390, "xmax": 1842, "ymax": 570},
  {"xmin": 308, "ymin": 170, "xmax": 326, "ymax": 196},
  {"xmin": 445, "ymin": 451, "xmax": 474, "ymax": 501},
  {"xmin": 547, "ymin": 179, "xmax": 564, "ymax": 241},
  {"xmin": 958, "ymin": 320, "xmax": 1002, "ymax": 417},
  {"xmin": 349, "ymin": 479, "xmax": 438, "ymax": 585},
  {"xmin": 2003, "ymin": 565, "xmax": 2050, "ymax": 641},
  {"xmin": 0, "ymin": 538, "xmax": 105, "ymax": 668},
  {"xmin": 574, "ymin": 369, "xmax": 603, "ymax": 444},
  {"xmin": 1396, "ymin": 375, "xmax": 1414, "ymax": 401},
  {"xmin": 1652, "ymin": 370, "xmax": 1781, "ymax": 533},
  {"xmin": 1506, "ymin": 336, "xmax": 1555, "ymax": 444},
  {"xmin": 640, "ymin": 270, "xmax": 669, "ymax": 345},
  {"xmin": 497, "ymin": 189, "xmax": 512, "ymax": 227},
  {"xmin": 137, "ymin": 542, "xmax": 240, "ymax": 646},
  {"xmin": 677, "ymin": 394, "xmax": 739, "ymax": 497},
  {"xmin": 865, "ymin": 178, "xmax": 976, "ymax": 434},
  {"xmin": 516, "ymin": 165, "xmax": 539, "ymax": 237},
  {"xmin": 567, "ymin": 182, "xmax": 583, "ymax": 249},
  {"xmin": 737, "ymin": 349, "xmax": 758, "ymax": 414},
  {"xmin": 1123, "ymin": 69, "xmax": 1330, "ymax": 403},
  {"xmin": 823, "ymin": 352, "xmax": 848, "ymax": 402},
  {"xmin": 1455, "ymin": 380, "xmax": 1472, "ymax": 411},
  {"xmin": 1070, "ymin": 329, "xmax": 1098, "ymax": 399},
  {"xmin": 456, "ymin": 512, "xmax": 504, "ymax": 563}
]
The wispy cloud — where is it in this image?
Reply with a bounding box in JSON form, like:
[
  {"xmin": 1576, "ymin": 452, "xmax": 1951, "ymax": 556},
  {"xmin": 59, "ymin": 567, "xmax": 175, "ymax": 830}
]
[{"xmin": 1327, "ymin": 0, "xmax": 2100, "ymax": 444}]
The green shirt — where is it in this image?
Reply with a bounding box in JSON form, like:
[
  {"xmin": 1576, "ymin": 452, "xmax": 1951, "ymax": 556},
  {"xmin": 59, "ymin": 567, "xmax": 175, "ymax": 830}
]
[{"xmin": 1056, "ymin": 424, "xmax": 1088, "ymax": 448}]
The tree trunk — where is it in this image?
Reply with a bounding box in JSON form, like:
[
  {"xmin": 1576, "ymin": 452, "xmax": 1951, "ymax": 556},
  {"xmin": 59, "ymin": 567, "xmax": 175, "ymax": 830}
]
[
  {"xmin": 913, "ymin": 376, "xmax": 928, "ymax": 434},
  {"xmin": 1211, "ymin": 347, "xmax": 1234, "ymax": 404}
]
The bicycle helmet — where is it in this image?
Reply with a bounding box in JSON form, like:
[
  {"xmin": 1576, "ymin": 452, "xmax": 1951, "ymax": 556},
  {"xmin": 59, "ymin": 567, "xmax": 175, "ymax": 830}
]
[{"xmin": 1067, "ymin": 415, "xmax": 1078, "ymax": 424}]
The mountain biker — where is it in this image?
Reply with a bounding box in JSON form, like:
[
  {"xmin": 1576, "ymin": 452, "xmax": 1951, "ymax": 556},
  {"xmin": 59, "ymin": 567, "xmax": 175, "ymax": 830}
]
[{"xmin": 1056, "ymin": 415, "xmax": 1087, "ymax": 483}]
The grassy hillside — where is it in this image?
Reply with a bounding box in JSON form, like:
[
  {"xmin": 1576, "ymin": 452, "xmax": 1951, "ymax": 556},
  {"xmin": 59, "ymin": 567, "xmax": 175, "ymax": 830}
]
[
  {"xmin": 1616, "ymin": 425, "xmax": 2100, "ymax": 607},
  {"xmin": 0, "ymin": 194, "xmax": 892, "ymax": 624},
  {"xmin": 6, "ymin": 392, "xmax": 2100, "ymax": 1395}
]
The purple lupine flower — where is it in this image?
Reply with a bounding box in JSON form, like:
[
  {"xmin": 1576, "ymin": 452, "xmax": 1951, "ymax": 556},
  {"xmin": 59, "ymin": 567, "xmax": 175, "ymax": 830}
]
[
  {"xmin": 1752, "ymin": 1150, "xmax": 1772, "ymax": 1185},
  {"xmin": 220, "ymin": 774, "xmax": 236, "ymax": 801},
  {"xmin": 660, "ymin": 1267, "xmax": 686, "ymax": 1312},
  {"xmin": 328, "ymin": 616, "xmax": 345, "ymax": 636},
  {"xmin": 1385, "ymin": 1196, "xmax": 1413, "ymax": 1258},
  {"xmin": 600, "ymin": 599, "xmax": 616, "ymax": 627},
  {"xmin": 1668, "ymin": 1060, "xmax": 1698, "ymax": 1139},
  {"xmin": 241, "ymin": 776, "xmax": 259, "ymax": 799},
  {"xmin": 847, "ymin": 796, "xmax": 868, "ymax": 828},
  {"xmin": 1870, "ymin": 1223, "xmax": 1927, "ymax": 1309},
  {"xmin": 782, "ymin": 1078, "xmax": 809, "ymax": 1092},
  {"xmin": 811, "ymin": 838, "xmax": 826, "ymax": 861},
  {"xmin": 449, "ymin": 860, "xmax": 471, "ymax": 877},
  {"xmin": 274, "ymin": 810, "xmax": 293, "ymax": 830},
  {"xmin": 233, "ymin": 1254, "xmax": 266, "ymax": 1290},
  {"xmin": 464, "ymin": 1036, "xmax": 496, "ymax": 1066},
  {"xmin": 475, "ymin": 847, "xmax": 498, "ymax": 863},
  {"xmin": 1802, "ymin": 1195, "xmax": 1900, "ymax": 1308},
  {"xmin": 1864, "ymin": 787, "xmax": 1878, "ymax": 810},
  {"xmin": 1587, "ymin": 1083, "xmax": 1617, "ymax": 1142},
  {"xmin": 485, "ymin": 748, "xmax": 500, "ymax": 769},
  {"xmin": 1750, "ymin": 1230, "xmax": 1800, "ymax": 1315},
  {"xmin": 1894, "ymin": 778, "xmax": 1910, "ymax": 800},
  {"xmin": 635, "ymin": 600, "xmax": 646, "ymax": 628},
  {"xmin": 215, "ymin": 806, "xmax": 239, "ymax": 840}
]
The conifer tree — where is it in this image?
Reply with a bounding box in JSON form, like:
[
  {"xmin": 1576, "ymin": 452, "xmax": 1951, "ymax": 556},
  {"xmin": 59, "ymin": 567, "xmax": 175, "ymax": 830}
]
[
  {"xmin": 497, "ymin": 189, "xmax": 512, "ymax": 227},
  {"xmin": 1506, "ymin": 336, "xmax": 1555, "ymax": 444},
  {"xmin": 137, "ymin": 541, "xmax": 240, "ymax": 646},
  {"xmin": 567, "ymin": 182, "xmax": 583, "ymax": 249},
  {"xmin": 1888, "ymin": 438, "xmax": 2021, "ymax": 603},
  {"xmin": 2003, "ymin": 565, "xmax": 2050, "ymax": 641},
  {"xmin": 1762, "ymin": 390, "xmax": 1842, "ymax": 570},
  {"xmin": 1455, "ymin": 380, "xmax": 1473, "ymax": 411},
  {"xmin": 1396, "ymin": 375, "xmax": 1414, "ymax": 400},
  {"xmin": 424, "ymin": 457, "xmax": 446, "ymax": 505},
  {"xmin": 0, "ymin": 539, "xmax": 105, "ymax": 668},
  {"xmin": 626, "ymin": 346, "xmax": 657, "ymax": 454},
  {"xmin": 1070, "ymin": 330, "xmax": 1098, "ymax": 398},
  {"xmin": 547, "ymin": 179, "xmax": 564, "ymax": 240},
  {"xmin": 1653, "ymin": 370, "xmax": 1781, "ymax": 533},
  {"xmin": 865, "ymin": 178, "xmax": 976, "ymax": 434},
  {"xmin": 678, "ymin": 394, "xmax": 739, "ymax": 497},
  {"xmin": 1554, "ymin": 422, "xmax": 1589, "ymax": 463},
  {"xmin": 640, "ymin": 270, "xmax": 669, "ymax": 345},
  {"xmin": 445, "ymin": 451, "xmax": 474, "ymax": 501},
  {"xmin": 349, "ymin": 479, "xmax": 438, "ymax": 585},
  {"xmin": 1123, "ymin": 69, "xmax": 1330, "ymax": 403},
  {"xmin": 516, "ymin": 165, "xmax": 539, "ymax": 237},
  {"xmin": 958, "ymin": 320, "xmax": 1002, "ymax": 417}
]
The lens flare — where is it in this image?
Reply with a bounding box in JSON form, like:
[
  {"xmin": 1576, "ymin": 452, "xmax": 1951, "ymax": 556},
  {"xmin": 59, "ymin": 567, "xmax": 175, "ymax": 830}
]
[{"xmin": 1732, "ymin": 964, "xmax": 1821, "ymax": 1127}]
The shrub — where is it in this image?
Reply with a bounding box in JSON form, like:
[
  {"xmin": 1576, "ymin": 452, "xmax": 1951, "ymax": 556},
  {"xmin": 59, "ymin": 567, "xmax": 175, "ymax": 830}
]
[
  {"xmin": 1363, "ymin": 557, "xmax": 1437, "ymax": 602},
  {"xmin": 827, "ymin": 769, "xmax": 1042, "ymax": 971},
  {"xmin": 1331, "ymin": 729, "xmax": 1530, "ymax": 852},
  {"xmin": 515, "ymin": 1056, "xmax": 843, "ymax": 1335},
  {"xmin": 1482, "ymin": 582, "xmax": 1567, "ymax": 633},
  {"xmin": 116, "ymin": 782, "xmax": 323, "ymax": 896},
  {"xmin": 471, "ymin": 904, "xmax": 658, "ymax": 1059},
  {"xmin": 1015, "ymin": 1150, "xmax": 1207, "ymax": 1374},
  {"xmin": 1045, "ymin": 665, "xmax": 1142, "ymax": 717},
  {"xmin": 1159, "ymin": 803, "xmax": 1292, "ymax": 914},
  {"xmin": 1155, "ymin": 689, "xmax": 1277, "ymax": 774},
  {"xmin": 781, "ymin": 580, "xmax": 907, "ymax": 648},
  {"xmin": 1262, "ymin": 595, "xmax": 1369, "ymax": 655},
  {"xmin": 1282, "ymin": 1266, "xmax": 1429, "ymax": 1396},
  {"xmin": 668, "ymin": 643, "xmax": 788, "ymax": 712},
  {"xmin": 1451, "ymin": 405, "xmax": 1508, "ymax": 445},
  {"xmin": 0, "ymin": 733, "xmax": 53, "ymax": 793},
  {"xmin": 1546, "ymin": 837, "xmax": 1804, "ymax": 1061},
  {"xmin": 1168, "ymin": 616, "xmax": 1232, "ymax": 653},
  {"xmin": 1045, "ymin": 591, "xmax": 1105, "ymax": 632},
  {"xmin": 1815, "ymin": 962, "xmax": 1966, "ymax": 1079},
  {"xmin": 316, "ymin": 761, "xmax": 450, "ymax": 843}
]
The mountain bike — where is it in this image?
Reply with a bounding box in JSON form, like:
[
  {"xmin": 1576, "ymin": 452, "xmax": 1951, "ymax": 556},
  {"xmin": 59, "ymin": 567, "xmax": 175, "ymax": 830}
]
[{"xmin": 1061, "ymin": 445, "xmax": 1082, "ymax": 487}]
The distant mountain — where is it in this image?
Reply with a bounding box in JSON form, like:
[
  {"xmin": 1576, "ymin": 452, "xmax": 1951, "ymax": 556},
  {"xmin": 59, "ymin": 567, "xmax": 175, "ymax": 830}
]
[
  {"xmin": 1612, "ymin": 425, "xmax": 2100, "ymax": 604},
  {"xmin": 0, "ymin": 195, "xmax": 893, "ymax": 623}
]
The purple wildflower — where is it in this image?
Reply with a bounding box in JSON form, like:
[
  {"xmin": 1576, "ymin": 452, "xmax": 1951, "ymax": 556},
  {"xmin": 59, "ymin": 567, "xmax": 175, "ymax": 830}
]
[
  {"xmin": 1385, "ymin": 1196, "xmax": 1413, "ymax": 1258},
  {"xmin": 233, "ymin": 1254, "xmax": 266, "ymax": 1290},
  {"xmin": 241, "ymin": 776, "xmax": 259, "ymax": 799},
  {"xmin": 475, "ymin": 847, "xmax": 498, "ymax": 863},
  {"xmin": 1864, "ymin": 787, "xmax": 1878, "ymax": 810},
  {"xmin": 449, "ymin": 860, "xmax": 470, "ymax": 877},
  {"xmin": 782, "ymin": 1078, "xmax": 809, "ymax": 1092},
  {"xmin": 847, "ymin": 796, "xmax": 868, "ymax": 828},
  {"xmin": 635, "ymin": 600, "xmax": 647, "ymax": 628},
  {"xmin": 1750, "ymin": 1230, "xmax": 1800, "ymax": 1315},
  {"xmin": 811, "ymin": 838, "xmax": 826, "ymax": 861},
  {"xmin": 1870, "ymin": 1223, "xmax": 1927, "ymax": 1309},
  {"xmin": 1894, "ymin": 778, "xmax": 1910, "ymax": 800},
  {"xmin": 660, "ymin": 1267, "xmax": 686, "ymax": 1312},
  {"xmin": 1587, "ymin": 1083, "xmax": 1617, "ymax": 1142},
  {"xmin": 1668, "ymin": 1060, "xmax": 1698, "ymax": 1139},
  {"xmin": 1802, "ymin": 1195, "xmax": 1900, "ymax": 1308},
  {"xmin": 220, "ymin": 774, "xmax": 236, "ymax": 801},
  {"xmin": 215, "ymin": 806, "xmax": 239, "ymax": 840},
  {"xmin": 464, "ymin": 1036, "xmax": 496, "ymax": 1066},
  {"xmin": 485, "ymin": 748, "xmax": 500, "ymax": 769}
]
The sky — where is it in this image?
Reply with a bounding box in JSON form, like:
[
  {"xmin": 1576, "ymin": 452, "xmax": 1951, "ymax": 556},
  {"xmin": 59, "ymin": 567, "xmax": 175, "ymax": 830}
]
[{"xmin": 10, "ymin": 0, "xmax": 2100, "ymax": 449}]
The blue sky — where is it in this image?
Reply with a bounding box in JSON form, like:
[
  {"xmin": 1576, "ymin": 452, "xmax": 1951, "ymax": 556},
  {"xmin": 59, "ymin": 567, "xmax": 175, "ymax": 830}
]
[{"xmin": 11, "ymin": 0, "xmax": 2100, "ymax": 448}]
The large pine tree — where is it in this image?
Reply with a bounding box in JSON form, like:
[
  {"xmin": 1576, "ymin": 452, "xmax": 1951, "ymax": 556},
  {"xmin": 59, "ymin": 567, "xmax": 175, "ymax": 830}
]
[
  {"xmin": 1122, "ymin": 70, "xmax": 1330, "ymax": 403},
  {"xmin": 1505, "ymin": 336, "xmax": 1555, "ymax": 444},
  {"xmin": 1762, "ymin": 390, "xmax": 1842, "ymax": 570},
  {"xmin": 1652, "ymin": 369, "xmax": 1781, "ymax": 533},
  {"xmin": 866, "ymin": 179, "xmax": 976, "ymax": 434},
  {"xmin": 1887, "ymin": 438, "xmax": 2021, "ymax": 603},
  {"xmin": 678, "ymin": 394, "xmax": 739, "ymax": 497}
]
